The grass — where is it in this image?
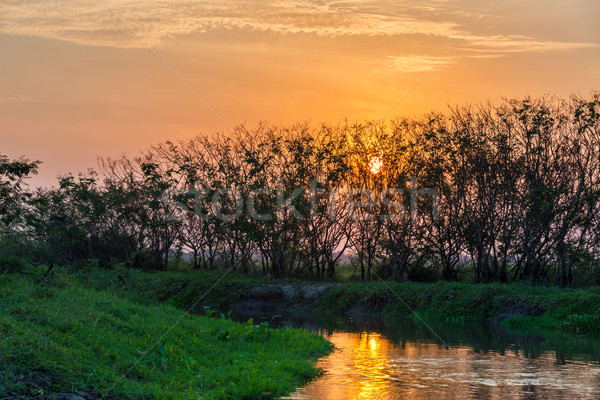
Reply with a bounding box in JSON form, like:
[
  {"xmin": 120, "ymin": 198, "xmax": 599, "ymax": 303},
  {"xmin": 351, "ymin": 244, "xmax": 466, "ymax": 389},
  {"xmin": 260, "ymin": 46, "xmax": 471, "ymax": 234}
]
[
  {"xmin": 313, "ymin": 280, "xmax": 600, "ymax": 332},
  {"xmin": 0, "ymin": 268, "xmax": 333, "ymax": 399},
  {"xmin": 68, "ymin": 266, "xmax": 600, "ymax": 334},
  {"xmin": 74, "ymin": 266, "xmax": 261, "ymax": 312}
]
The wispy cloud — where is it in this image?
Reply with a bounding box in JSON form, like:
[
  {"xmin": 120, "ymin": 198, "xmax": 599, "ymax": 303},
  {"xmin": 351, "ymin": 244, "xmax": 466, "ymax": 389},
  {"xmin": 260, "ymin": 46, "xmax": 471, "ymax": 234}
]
[
  {"xmin": 0, "ymin": 94, "xmax": 33, "ymax": 103},
  {"xmin": 1, "ymin": 0, "xmax": 596, "ymax": 58},
  {"xmin": 462, "ymin": 34, "xmax": 598, "ymax": 53},
  {"xmin": 380, "ymin": 55, "xmax": 455, "ymax": 73},
  {"xmin": 0, "ymin": 0, "xmax": 461, "ymax": 48}
]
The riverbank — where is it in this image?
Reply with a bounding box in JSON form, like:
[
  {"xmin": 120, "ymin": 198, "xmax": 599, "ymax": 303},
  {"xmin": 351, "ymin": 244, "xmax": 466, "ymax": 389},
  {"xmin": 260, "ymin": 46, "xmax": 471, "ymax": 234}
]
[
  {"xmin": 4, "ymin": 266, "xmax": 599, "ymax": 398},
  {"xmin": 0, "ymin": 268, "xmax": 333, "ymax": 400},
  {"xmin": 74, "ymin": 267, "xmax": 600, "ymax": 333},
  {"xmin": 314, "ymin": 280, "xmax": 600, "ymax": 333}
]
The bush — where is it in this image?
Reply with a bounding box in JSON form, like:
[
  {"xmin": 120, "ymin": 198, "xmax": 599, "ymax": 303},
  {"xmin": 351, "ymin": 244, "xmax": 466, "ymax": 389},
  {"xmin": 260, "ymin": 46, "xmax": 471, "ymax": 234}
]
[
  {"xmin": 561, "ymin": 311, "xmax": 600, "ymax": 333},
  {"xmin": 0, "ymin": 253, "xmax": 27, "ymax": 273}
]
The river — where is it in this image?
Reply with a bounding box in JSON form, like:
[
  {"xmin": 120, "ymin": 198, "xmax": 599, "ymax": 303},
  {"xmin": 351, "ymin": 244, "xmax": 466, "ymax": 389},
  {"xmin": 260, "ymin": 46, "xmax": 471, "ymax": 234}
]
[{"xmin": 229, "ymin": 311, "xmax": 600, "ymax": 399}]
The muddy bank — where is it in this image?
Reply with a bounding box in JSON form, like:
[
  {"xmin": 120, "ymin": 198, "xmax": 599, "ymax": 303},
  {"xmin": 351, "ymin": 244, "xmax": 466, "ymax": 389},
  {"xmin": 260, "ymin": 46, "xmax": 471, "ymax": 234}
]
[{"xmin": 228, "ymin": 283, "xmax": 339, "ymax": 315}]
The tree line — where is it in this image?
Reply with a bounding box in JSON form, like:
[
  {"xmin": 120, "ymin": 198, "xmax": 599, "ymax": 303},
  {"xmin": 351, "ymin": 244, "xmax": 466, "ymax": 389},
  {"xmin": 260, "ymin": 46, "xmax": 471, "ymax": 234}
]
[{"xmin": 1, "ymin": 93, "xmax": 599, "ymax": 285}]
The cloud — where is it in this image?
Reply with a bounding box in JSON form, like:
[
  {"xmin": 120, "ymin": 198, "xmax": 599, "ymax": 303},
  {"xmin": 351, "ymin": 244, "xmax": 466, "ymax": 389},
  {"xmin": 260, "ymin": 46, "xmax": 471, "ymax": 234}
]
[
  {"xmin": 1, "ymin": 0, "xmax": 596, "ymax": 58},
  {"xmin": 0, "ymin": 94, "xmax": 33, "ymax": 103},
  {"xmin": 380, "ymin": 55, "xmax": 455, "ymax": 73},
  {"xmin": 462, "ymin": 34, "xmax": 598, "ymax": 53},
  {"xmin": 0, "ymin": 0, "xmax": 461, "ymax": 48}
]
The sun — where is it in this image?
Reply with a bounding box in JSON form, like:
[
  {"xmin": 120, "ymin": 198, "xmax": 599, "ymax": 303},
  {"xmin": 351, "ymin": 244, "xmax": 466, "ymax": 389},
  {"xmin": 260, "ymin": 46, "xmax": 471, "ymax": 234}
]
[{"xmin": 369, "ymin": 156, "xmax": 383, "ymax": 174}]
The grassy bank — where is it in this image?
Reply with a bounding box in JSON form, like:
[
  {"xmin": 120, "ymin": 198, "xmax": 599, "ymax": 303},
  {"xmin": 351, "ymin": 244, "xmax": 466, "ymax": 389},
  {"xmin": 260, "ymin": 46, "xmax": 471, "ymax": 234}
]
[
  {"xmin": 3, "ymin": 264, "xmax": 597, "ymax": 399},
  {"xmin": 74, "ymin": 266, "xmax": 260, "ymax": 311},
  {"xmin": 0, "ymin": 268, "xmax": 333, "ymax": 399},
  {"xmin": 314, "ymin": 280, "xmax": 600, "ymax": 332},
  {"xmin": 72, "ymin": 267, "xmax": 600, "ymax": 333}
]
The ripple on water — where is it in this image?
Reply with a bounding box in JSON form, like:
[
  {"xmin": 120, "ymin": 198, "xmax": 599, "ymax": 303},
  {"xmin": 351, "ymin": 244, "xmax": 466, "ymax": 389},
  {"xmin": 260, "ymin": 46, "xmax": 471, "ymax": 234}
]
[{"xmin": 281, "ymin": 327, "xmax": 600, "ymax": 400}]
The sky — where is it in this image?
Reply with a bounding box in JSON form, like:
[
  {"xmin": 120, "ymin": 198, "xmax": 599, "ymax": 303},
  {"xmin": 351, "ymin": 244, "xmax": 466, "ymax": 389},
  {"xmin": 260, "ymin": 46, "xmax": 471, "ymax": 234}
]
[{"xmin": 1, "ymin": 0, "xmax": 599, "ymax": 187}]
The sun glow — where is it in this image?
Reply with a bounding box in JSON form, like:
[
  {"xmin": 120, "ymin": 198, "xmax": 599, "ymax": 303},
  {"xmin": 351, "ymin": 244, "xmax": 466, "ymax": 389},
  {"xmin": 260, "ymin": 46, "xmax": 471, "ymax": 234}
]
[{"xmin": 369, "ymin": 156, "xmax": 383, "ymax": 174}]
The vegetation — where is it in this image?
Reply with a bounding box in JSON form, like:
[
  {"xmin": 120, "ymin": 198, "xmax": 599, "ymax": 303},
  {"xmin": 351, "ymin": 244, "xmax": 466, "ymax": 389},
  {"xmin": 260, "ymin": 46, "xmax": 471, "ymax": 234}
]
[
  {"xmin": 560, "ymin": 311, "xmax": 600, "ymax": 333},
  {"xmin": 63, "ymin": 267, "xmax": 600, "ymax": 335},
  {"xmin": 0, "ymin": 267, "xmax": 333, "ymax": 399},
  {"xmin": 2, "ymin": 91, "xmax": 600, "ymax": 396},
  {"xmin": 313, "ymin": 278, "xmax": 600, "ymax": 329},
  {"xmin": 3, "ymin": 93, "xmax": 600, "ymax": 286}
]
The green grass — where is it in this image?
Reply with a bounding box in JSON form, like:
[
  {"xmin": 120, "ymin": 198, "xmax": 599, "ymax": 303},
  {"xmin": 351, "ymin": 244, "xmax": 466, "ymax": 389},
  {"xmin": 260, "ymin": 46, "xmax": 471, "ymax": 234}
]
[
  {"xmin": 313, "ymin": 280, "xmax": 600, "ymax": 331},
  {"xmin": 70, "ymin": 267, "xmax": 600, "ymax": 334},
  {"xmin": 74, "ymin": 266, "xmax": 262, "ymax": 311},
  {"xmin": 0, "ymin": 269, "xmax": 333, "ymax": 399}
]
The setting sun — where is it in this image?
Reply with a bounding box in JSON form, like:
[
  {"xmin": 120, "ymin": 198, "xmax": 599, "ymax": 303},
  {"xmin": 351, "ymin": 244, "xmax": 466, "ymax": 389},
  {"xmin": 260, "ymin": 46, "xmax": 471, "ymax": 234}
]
[{"xmin": 369, "ymin": 156, "xmax": 383, "ymax": 174}]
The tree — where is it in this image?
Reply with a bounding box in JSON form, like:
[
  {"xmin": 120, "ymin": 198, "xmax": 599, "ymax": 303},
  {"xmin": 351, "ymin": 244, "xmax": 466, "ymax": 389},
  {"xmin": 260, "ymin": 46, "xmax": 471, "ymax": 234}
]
[{"xmin": 0, "ymin": 154, "xmax": 40, "ymax": 230}]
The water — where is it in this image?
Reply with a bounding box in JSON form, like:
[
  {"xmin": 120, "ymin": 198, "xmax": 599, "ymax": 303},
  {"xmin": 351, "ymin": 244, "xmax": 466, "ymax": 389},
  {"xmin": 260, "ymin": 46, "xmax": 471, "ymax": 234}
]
[{"xmin": 229, "ymin": 311, "xmax": 600, "ymax": 399}]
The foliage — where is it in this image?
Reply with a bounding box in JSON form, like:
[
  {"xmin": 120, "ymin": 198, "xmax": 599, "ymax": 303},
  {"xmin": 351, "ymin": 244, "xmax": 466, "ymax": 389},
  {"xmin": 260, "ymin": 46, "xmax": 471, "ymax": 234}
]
[
  {"xmin": 315, "ymin": 278, "xmax": 600, "ymax": 326},
  {"xmin": 561, "ymin": 311, "xmax": 600, "ymax": 333},
  {"xmin": 0, "ymin": 154, "xmax": 40, "ymax": 229}
]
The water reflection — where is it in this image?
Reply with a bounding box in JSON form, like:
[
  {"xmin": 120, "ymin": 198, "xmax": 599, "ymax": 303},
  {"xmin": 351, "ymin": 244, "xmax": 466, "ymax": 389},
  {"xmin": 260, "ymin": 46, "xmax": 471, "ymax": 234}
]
[{"xmin": 229, "ymin": 311, "xmax": 600, "ymax": 399}]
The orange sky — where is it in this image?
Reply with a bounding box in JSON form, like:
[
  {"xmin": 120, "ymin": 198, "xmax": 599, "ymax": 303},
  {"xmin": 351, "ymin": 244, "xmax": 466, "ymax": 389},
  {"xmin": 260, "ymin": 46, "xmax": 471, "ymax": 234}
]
[{"xmin": 1, "ymin": 0, "xmax": 599, "ymax": 186}]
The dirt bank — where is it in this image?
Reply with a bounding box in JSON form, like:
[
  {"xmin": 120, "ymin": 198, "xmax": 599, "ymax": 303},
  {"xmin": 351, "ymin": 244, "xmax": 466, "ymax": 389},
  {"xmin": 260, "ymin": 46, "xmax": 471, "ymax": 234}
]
[{"xmin": 229, "ymin": 283, "xmax": 339, "ymax": 315}]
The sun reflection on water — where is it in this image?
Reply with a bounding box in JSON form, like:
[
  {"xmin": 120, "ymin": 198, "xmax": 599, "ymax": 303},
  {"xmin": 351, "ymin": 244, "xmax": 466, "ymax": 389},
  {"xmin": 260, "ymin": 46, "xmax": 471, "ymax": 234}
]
[
  {"xmin": 353, "ymin": 332, "xmax": 390, "ymax": 399},
  {"xmin": 283, "ymin": 328, "xmax": 600, "ymax": 400}
]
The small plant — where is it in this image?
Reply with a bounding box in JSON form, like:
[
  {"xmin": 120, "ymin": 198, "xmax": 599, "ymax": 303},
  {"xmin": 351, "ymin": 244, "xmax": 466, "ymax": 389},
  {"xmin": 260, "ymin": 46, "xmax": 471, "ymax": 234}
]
[
  {"xmin": 203, "ymin": 306, "xmax": 232, "ymax": 320},
  {"xmin": 561, "ymin": 310, "xmax": 600, "ymax": 333}
]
